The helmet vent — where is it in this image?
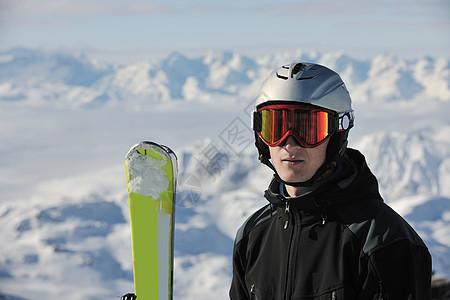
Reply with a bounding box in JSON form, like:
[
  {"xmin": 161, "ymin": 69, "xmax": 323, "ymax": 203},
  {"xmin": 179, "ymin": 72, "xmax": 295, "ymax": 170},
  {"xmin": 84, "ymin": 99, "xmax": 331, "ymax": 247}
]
[
  {"xmin": 276, "ymin": 65, "xmax": 290, "ymax": 80},
  {"xmin": 277, "ymin": 63, "xmax": 306, "ymax": 80},
  {"xmin": 292, "ymin": 63, "xmax": 303, "ymax": 75}
]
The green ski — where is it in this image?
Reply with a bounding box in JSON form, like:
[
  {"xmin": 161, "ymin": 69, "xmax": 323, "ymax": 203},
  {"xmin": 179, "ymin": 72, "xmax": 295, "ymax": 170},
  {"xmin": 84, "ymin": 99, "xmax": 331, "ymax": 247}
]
[{"xmin": 125, "ymin": 141, "xmax": 177, "ymax": 300}]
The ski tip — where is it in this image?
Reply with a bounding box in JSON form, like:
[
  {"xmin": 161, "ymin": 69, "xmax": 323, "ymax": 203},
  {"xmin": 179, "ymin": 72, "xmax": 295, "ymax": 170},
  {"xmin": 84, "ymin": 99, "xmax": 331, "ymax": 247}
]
[{"xmin": 125, "ymin": 141, "xmax": 177, "ymax": 160}]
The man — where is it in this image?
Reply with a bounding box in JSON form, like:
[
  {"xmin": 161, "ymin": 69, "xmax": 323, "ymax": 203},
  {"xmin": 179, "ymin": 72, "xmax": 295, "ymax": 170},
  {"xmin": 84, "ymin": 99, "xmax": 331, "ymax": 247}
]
[{"xmin": 229, "ymin": 62, "xmax": 432, "ymax": 299}]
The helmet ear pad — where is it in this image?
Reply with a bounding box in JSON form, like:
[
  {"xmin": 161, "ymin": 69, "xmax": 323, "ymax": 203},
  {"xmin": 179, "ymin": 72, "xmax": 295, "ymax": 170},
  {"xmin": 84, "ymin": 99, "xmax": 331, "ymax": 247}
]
[
  {"xmin": 326, "ymin": 131, "xmax": 349, "ymax": 162},
  {"xmin": 255, "ymin": 132, "xmax": 270, "ymax": 160}
]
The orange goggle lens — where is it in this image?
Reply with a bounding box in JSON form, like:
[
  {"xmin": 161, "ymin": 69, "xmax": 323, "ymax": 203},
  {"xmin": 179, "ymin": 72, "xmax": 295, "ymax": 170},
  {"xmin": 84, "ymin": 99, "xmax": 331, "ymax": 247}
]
[{"xmin": 255, "ymin": 104, "xmax": 335, "ymax": 148}]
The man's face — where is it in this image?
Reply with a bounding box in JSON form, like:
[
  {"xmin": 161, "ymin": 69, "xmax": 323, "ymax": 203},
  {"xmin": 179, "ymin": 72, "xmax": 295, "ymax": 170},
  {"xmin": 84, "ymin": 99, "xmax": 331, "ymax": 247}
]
[{"xmin": 269, "ymin": 136, "xmax": 329, "ymax": 183}]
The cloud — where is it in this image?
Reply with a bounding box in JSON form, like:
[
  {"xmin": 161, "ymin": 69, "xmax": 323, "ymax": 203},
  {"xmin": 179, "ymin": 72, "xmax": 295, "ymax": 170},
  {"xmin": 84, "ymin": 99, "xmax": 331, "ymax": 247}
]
[
  {"xmin": 0, "ymin": 0, "xmax": 245, "ymax": 18},
  {"xmin": 252, "ymin": 0, "xmax": 449, "ymax": 19},
  {"xmin": 1, "ymin": 0, "xmax": 176, "ymax": 16},
  {"xmin": 0, "ymin": 0, "xmax": 183, "ymax": 28},
  {"xmin": 1, "ymin": 0, "xmax": 448, "ymax": 33},
  {"xmin": 2, "ymin": 0, "xmax": 448, "ymax": 20}
]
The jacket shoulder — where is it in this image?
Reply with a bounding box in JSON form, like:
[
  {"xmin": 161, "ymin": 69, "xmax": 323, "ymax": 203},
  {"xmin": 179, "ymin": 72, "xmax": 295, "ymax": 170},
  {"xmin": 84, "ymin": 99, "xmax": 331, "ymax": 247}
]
[
  {"xmin": 345, "ymin": 199, "xmax": 427, "ymax": 256},
  {"xmin": 234, "ymin": 204, "xmax": 275, "ymax": 246}
]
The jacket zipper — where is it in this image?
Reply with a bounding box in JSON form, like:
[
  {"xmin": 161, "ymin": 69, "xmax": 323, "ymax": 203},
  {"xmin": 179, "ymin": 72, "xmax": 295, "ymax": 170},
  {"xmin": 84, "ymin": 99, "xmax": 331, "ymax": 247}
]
[
  {"xmin": 284, "ymin": 199, "xmax": 290, "ymax": 229},
  {"xmin": 321, "ymin": 206, "xmax": 328, "ymax": 225},
  {"xmin": 250, "ymin": 284, "xmax": 256, "ymax": 300},
  {"xmin": 331, "ymin": 290, "xmax": 337, "ymax": 299},
  {"xmin": 283, "ymin": 197, "xmax": 331, "ymax": 299},
  {"xmin": 284, "ymin": 202, "xmax": 300, "ymax": 300},
  {"xmin": 378, "ymin": 281, "xmax": 386, "ymax": 300}
]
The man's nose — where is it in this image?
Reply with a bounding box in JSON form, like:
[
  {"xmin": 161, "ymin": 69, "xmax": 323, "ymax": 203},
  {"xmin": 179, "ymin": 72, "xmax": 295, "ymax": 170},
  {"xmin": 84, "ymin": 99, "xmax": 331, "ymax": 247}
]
[{"xmin": 283, "ymin": 135, "xmax": 303, "ymax": 149}]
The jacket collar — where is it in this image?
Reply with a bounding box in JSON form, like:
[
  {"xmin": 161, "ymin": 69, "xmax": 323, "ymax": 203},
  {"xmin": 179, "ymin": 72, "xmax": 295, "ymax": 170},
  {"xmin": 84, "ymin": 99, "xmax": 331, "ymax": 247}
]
[{"xmin": 264, "ymin": 148, "xmax": 383, "ymax": 212}]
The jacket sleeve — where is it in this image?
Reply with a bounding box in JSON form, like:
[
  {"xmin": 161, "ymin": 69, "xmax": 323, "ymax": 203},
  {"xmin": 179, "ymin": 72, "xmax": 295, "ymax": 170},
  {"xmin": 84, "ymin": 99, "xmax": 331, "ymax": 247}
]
[
  {"xmin": 229, "ymin": 240, "xmax": 249, "ymax": 300},
  {"xmin": 360, "ymin": 239, "xmax": 432, "ymax": 300}
]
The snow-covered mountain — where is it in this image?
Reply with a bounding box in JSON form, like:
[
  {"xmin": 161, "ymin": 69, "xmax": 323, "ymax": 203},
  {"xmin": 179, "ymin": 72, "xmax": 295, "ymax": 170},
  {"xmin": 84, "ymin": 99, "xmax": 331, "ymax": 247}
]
[
  {"xmin": 0, "ymin": 48, "xmax": 449, "ymax": 299},
  {"xmin": 0, "ymin": 48, "xmax": 449, "ymax": 108}
]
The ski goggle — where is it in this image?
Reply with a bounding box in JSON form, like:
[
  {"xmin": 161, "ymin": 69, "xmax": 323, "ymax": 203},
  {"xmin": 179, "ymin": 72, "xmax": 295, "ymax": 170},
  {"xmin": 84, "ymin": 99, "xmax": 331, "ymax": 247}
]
[{"xmin": 253, "ymin": 103, "xmax": 354, "ymax": 148}]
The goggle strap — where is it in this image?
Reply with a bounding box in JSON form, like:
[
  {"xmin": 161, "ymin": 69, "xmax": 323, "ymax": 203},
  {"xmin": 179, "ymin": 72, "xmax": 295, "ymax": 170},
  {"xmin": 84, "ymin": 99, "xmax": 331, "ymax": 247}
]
[{"xmin": 338, "ymin": 110, "xmax": 354, "ymax": 131}]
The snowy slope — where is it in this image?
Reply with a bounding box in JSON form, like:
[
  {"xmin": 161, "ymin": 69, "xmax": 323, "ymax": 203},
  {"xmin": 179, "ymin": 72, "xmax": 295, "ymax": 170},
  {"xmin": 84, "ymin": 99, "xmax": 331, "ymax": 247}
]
[{"xmin": 0, "ymin": 48, "xmax": 449, "ymax": 299}]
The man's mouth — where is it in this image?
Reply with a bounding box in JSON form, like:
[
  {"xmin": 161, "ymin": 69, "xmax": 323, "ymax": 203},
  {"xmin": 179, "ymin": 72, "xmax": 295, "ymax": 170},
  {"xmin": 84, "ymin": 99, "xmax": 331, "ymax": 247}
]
[{"xmin": 282, "ymin": 157, "xmax": 304, "ymax": 165}]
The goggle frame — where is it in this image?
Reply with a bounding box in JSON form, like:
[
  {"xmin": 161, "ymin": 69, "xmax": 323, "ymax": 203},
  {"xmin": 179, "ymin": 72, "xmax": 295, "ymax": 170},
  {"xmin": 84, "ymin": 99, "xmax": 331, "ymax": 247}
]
[{"xmin": 253, "ymin": 102, "xmax": 354, "ymax": 148}]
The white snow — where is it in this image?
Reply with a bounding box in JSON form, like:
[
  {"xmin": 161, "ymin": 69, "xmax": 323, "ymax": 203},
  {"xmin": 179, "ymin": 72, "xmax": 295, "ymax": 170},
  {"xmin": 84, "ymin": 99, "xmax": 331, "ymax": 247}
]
[
  {"xmin": 126, "ymin": 150, "xmax": 169, "ymax": 198},
  {"xmin": 0, "ymin": 48, "xmax": 449, "ymax": 299}
]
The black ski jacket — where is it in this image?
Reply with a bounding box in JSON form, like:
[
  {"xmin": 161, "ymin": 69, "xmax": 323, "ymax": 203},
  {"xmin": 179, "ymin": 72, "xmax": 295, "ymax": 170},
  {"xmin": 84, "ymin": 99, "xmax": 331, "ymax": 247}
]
[{"xmin": 230, "ymin": 149, "xmax": 431, "ymax": 300}]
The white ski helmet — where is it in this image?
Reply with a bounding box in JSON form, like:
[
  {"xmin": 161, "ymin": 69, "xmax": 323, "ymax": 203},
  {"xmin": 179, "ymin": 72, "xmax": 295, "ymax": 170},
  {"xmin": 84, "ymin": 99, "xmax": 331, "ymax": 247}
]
[{"xmin": 253, "ymin": 62, "xmax": 355, "ymax": 186}]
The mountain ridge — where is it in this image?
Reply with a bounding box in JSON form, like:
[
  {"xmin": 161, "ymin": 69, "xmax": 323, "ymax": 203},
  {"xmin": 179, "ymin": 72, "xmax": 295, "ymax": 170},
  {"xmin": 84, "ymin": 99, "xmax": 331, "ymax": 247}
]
[{"xmin": 0, "ymin": 48, "xmax": 448, "ymax": 108}]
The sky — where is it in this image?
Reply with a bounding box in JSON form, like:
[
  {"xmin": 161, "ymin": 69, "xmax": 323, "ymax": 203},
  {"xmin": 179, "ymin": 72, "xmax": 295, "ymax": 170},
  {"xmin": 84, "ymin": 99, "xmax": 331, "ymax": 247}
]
[{"xmin": 0, "ymin": 0, "xmax": 449, "ymax": 62}]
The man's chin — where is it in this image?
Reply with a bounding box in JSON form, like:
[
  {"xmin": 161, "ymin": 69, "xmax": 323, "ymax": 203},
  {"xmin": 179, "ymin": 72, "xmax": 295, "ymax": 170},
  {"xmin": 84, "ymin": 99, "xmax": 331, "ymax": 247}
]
[{"xmin": 280, "ymin": 174, "xmax": 312, "ymax": 184}]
